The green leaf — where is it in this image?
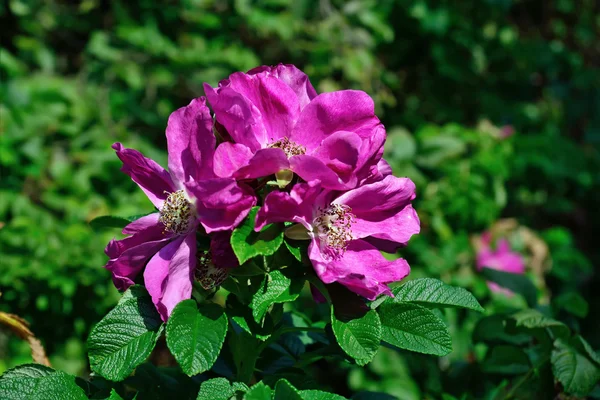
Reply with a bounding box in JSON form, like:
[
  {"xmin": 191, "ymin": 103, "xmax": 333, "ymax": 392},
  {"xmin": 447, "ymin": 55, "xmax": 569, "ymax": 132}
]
[
  {"xmin": 250, "ymin": 270, "xmax": 303, "ymax": 323},
  {"xmin": 229, "ymin": 261, "xmax": 266, "ymax": 277},
  {"xmin": 231, "ymin": 207, "xmax": 284, "ymax": 264},
  {"xmin": 472, "ymin": 315, "xmax": 530, "ymax": 345},
  {"xmin": 378, "ymin": 302, "xmax": 452, "ymax": 356},
  {"xmin": 89, "ymin": 215, "xmax": 132, "ymax": 230},
  {"xmin": 552, "ymin": 338, "xmax": 600, "ymax": 396},
  {"xmin": 245, "ymin": 382, "xmax": 273, "ymax": 400},
  {"xmin": 227, "ymin": 295, "xmax": 273, "ymax": 340},
  {"xmin": 511, "ymin": 309, "xmax": 570, "ymax": 339},
  {"xmin": 284, "ymin": 239, "xmax": 305, "ymax": 262},
  {"xmin": 300, "ymin": 390, "xmax": 348, "ymax": 400},
  {"xmin": 196, "ymin": 377, "xmax": 248, "ymax": 400},
  {"xmin": 166, "ymin": 300, "xmax": 228, "ymax": 376},
  {"xmin": 480, "ymin": 268, "xmax": 537, "ymax": 307},
  {"xmin": 88, "ymin": 285, "xmax": 163, "ymax": 381},
  {"xmin": 0, "ymin": 364, "xmax": 87, "ymax": 400},
  {"xmin": 554, "ymin": 292, "xmax": 589, "ymax": 318},
  {"xmin": 89, "ymin": 213, "xmax": 151, "ymax": 231},
  {"xmin": 482, "ymin": 345, "xmax": 531, "ymax": 374},
  {"xmin": 274, "ymin": 379, "xmax": 303, "ymax": 400},
  {"xmin": 382, "ymin": 278, "xmax": 484, "ymax": 312},
  {"xmin": 229, "ymin": 329, "xmax": 261, "ymax": 384},
  {"xmin": 331, "ymin": 310, "xmax": 381, "ymax": 366},
  {"xmin": 107, "ymin": 389, "xmax": 124, "ymax": 400}
]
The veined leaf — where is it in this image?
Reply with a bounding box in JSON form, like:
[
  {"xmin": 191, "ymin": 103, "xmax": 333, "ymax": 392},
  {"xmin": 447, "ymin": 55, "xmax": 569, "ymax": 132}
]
[
  {"xmin": 381, "ymin": 278, "xmax": 483, "ymax": 312},
  {"xmin": 166, "ymin": 301, "xmax": 228, "ymax": 376},
  {"xmin": 231, "ymin": 207, "xmax": 284, "ymax": 264},
  {"xmin": 196, "ymin": 377, "xmax": 248, "ymax": 400},
  {"xmin": 378, "ymin": 302, "xmax": 452, "ymax": 356},
  {"xmin": 331, "ymin": 310, "xmax": 381, "ymax": 366},
  {"xmin": 87, "ymin": 286, "xmax": 163, "ymax": 381},
  {"xmin": 0, "ymin": 364, "xmax": 87, "ymax": 400}
]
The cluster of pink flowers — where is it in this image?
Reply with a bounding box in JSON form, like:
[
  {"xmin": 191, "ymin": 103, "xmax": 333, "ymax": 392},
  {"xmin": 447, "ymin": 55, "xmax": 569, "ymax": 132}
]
[{"xmin": 104, "ymin": 64, "xmax": 420, "ymax": 320}]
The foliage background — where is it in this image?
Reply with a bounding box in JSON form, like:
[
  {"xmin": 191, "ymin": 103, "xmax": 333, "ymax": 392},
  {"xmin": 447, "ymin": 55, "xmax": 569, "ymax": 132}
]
[{"xmin": 1, "ymin": 0, "xmax": 599, "ymax": 397}]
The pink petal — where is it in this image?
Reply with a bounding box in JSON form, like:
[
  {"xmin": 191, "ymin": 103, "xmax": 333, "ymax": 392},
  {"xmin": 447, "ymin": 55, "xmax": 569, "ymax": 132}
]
[
  {"xmin": 166, "ymin": 97, "xmax": 216, "ymax": 186},
  {"xmin": 312, "ymin": 131, "xmax": 362, "ymax": 185},
  {"xmin": 351, "ymin": 204, "xmax": 420, "ymax": 247},
  {"xmin": 112, "ymin": 143, "xmax": 176, "ymax": 209},
  {"xmin": 289, "ymin": 154, "xmax": 349, "ymax": 190},
  {"xmin": 186, "ymin": 178, "xmax": 257, "ymax": 233},
  {"xmin": 309, "ymin": 239, "xmax": 411, "ymax": 300},
  {"xmin": 234, "ymin": 147, "xmax": 290, "ymax": 180},
  {"xmin": 144, "ymin": 234, "xmax": 196, "ymax": 321},
  {"xmin": 248, "ymin": 64, "xmax": 317, "ymax": 110},
  {"xmin": 291, "ymin": 90, "xmax": 382, "ymax": 152},
  {"xmin": 122, "ymin": 213, "xmax": 161, "ymax": 235},
  {"xmin": 226, "ymin": 72, "xmax": 300, "ymax": 143},
  {"xmin": 104, "ymin": 221, "xmax": 170, "ymax": 290},
  {"xmin": 213, "ymin": 142, "xmax": 254, "ymax": 178},
  {"xmin": 255, "ymin": 181, "xmax": 321, "ymax": 231},
  {"xmin": 203, "ymin": 84, "xmax": 266, "ymax": 151},
  {"xmin": 334, "ymin": 175, "xmax": 416, "ymax": 217}
]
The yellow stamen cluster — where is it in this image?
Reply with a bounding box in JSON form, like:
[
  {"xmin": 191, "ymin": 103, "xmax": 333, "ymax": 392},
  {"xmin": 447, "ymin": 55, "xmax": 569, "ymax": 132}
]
[
  {"xmin": 313, "ymin": 203, "xmax": 355, "ymax": 260},
  {"xmin": 159, "ymin": 190, "xmax": 194, "ymax": 234},
  {"xmin": 268, "ymin": 137, "xmax": 306, "ymax": 158}
]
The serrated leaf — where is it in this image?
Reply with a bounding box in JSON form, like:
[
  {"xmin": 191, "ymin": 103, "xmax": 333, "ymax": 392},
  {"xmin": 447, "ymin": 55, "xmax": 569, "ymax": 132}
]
[
  {"xmin": 251, "ymin": 270, "xmax": 303, "ymax": 323},
  {"xmin": 231, "ymin": 207, "xmax": 284, "ymax": 264},
  {"xmin": 378, "ymin": 302, "xmax": 452, "ymax": 356},
  {"xmin": 0, "ymin": 364, "xmax": 87, "ymax": 400},
  {"xmin": 88, "ymin": 285, "xmax": 163, "ymax": 381},
  {"xmin": 300, "ymin": 390, "xmax": 348, "ymax": 400},
  {"xmin": 383, "ymin": 278, "xmax": 483, "ymax": 312},
  {"xmin": 274, "ymin": 379, "xmax": 303, "ymax": 400},
  {"xmin": 482, "ymin": 345, "xmax": 531, "ymax": 374},
  {"xmin": 480, "ymin": 268, "xmax": 537, "ymax": 307},
  {"xmin": 511, "ymin": 309, "xmax": 570, "ymax": 339},
  {"xmin": 196, "ymin": 377, "xmax": 248, "ymax": 400},
  {"xmin": 552, "ymin": 338, "xmax": 600, "ymax": 396},
  {"xmin": 245, "ymin": 382, "xmax": 273, "ymax": 400},
  {"xmin": 331, "ymin": 310, "xmax": 381, "ymax": 366},
  {"xmin": 166, "ymin": 300, "xmax": 228, "ymax": 376}
]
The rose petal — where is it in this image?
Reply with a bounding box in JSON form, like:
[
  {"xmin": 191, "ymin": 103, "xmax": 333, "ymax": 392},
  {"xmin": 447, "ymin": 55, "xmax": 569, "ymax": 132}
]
[
  {"xmin": 213, "ymin": 142, "xmax": 254, "ymax": 178},
  {"xmin": 166, "ymin": 97, "xmax": 216, "ymax": 186},
  {"xmin": 112, "ymin": 143, "xmax": 176, "ymax": 209},
  {"xmin": 186, "ymin": 179, "xmax": 257, "ymax": 233},
  {"xmin": 309, "ymin": 239, "xmax": 410, "ymax": 300}
]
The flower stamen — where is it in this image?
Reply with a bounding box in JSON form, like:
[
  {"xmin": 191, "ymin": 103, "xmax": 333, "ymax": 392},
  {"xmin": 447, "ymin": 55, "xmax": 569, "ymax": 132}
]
[
  {"xmin": 313, "ymin": 203, "xmax": 354, "ymax": 260},
  {"xmin": 194, "ymin": 250, "xmax": 228, "ymax": 290},
  {"xmin": 159, "ymin": 190, "xmax": 195, "ymax": 234},
  {"xmin": 268, "ymin": 137, "xmax": 306, "ymax": 158}
]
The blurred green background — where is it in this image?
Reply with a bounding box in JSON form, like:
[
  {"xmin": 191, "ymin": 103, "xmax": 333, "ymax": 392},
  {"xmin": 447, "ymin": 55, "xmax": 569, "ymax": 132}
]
[{"xmin": 1, "ymin": 0, "xmax": 599, "ymax": 397}]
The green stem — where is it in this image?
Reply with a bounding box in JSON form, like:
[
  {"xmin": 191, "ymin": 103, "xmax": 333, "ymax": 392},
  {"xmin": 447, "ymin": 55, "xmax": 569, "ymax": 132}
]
[{"xmin": 501, "ymin": 356, "xmax": 550, "ymax": 400}]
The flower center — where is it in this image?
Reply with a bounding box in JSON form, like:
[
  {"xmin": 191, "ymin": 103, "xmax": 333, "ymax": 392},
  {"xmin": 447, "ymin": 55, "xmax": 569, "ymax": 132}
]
[
  {"xmin": 268, "ymin": 137, "xmax": 306, "ymax": 158},
  {"xmin": 159, "ymin": 190, "xmax": 195, "ymax": 234},
  {"xmin": 312, "ymin": 203, "xmax": 354, "ymax": 260},
  {"xmin": 194, "ymin": 250, "xmax": 228, "ymax": 290}
]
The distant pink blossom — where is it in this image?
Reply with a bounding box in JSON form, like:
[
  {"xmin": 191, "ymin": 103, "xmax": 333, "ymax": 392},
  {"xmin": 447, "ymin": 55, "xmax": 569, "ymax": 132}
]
[{"xmin": 477, "ymin": 232, "xmax": 525, "ymax": 294}]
